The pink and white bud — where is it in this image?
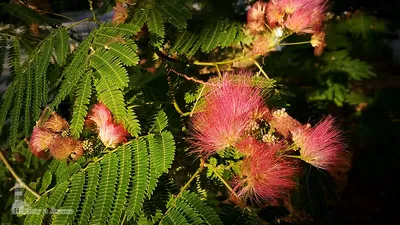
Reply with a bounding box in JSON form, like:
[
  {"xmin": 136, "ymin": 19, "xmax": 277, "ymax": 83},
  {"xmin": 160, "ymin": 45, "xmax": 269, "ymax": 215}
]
[
  {"xmin": 29, "ymin": 127, "xmax": 56, "ymax": 157},
  {"xmin": 98, "ymin": 122, "xmax": 129, "ymax": 148},
  {"xmin": 233, "ymin": 139, "xmax": 296, "ymax": 203},
  {"xmin": 42, "ymin": 112, "xmax": 69, "ymax": 133},
  {"xmin": 87, "ymin": 102, "xmax": 113, "ymax": 128},
  {"xmin": 292, "ymin": 116, "xmax": 348, "ymax": 172}
]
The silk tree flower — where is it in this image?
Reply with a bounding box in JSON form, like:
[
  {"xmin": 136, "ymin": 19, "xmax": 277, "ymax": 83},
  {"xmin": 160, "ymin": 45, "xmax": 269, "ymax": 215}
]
[
  {"xmin": 232, "ymin": 139, "xmax": 296, "ymax": 203},
  {"xmin": 291, "ymin": 116, "xmax": 347, "ymax": 172},
  {"xmin": 49, "ymin": 137, "xmax": 84, "ymax": 160},
  {"xmin": 29, "ymin": 127, "xmax": 56, "ymax": 157},
  {"xmin": 247, "ymin": 1, "xmax": 268, "ymax": 33},
  {"xmin": 42, "ymin": 112, "xmax": 69, "ymax": 133},
  {"xmin": 98, "ymin": 122, "xmax": 129, "ymax": 148},
  {"xmin": 311, "ymin": 31, "xmax": 326, "ymax": 56},
  {"xmin": 190, "ymin": 73, "xmax": 265, "ymax": 156},
  {"xmin": 266, "ymin": 0, "xmax": 328, "ymax": 34},
  {"xmin": 267, "ymin": 108, "xmax": 302, "ymax": 138},
  {"xmin": 86, "ymin": 102, "xmax": 113, "ymax": 129}
]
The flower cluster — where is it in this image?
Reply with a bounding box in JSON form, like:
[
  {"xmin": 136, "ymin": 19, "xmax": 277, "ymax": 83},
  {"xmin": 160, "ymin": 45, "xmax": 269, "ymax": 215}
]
[
  {"xmin": 247, "ymin": 0, "xmax": 328, "ymax": 56},
  {"xmin": 190, "ymin": 72, "xmax": 348, "ymax": 205},
  {"xmin": 29, "ymin": 103, "xmax": 130, "ymax": 161},
  {"xmin": 29, "ymin": 112, "xmax": 83, "ymax": 161},
  {"xmin": 86, "ymin": 103, "xmax": 129, "ymax": 148}
]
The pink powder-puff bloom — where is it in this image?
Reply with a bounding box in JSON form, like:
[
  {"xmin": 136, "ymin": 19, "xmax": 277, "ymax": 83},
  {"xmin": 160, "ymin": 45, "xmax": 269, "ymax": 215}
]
[
  {"xmin": 87, "ymin": 102, "xmax": 113, "ymax": 128},
  {"xmin": 284, "ymin": 8, "xmax": 323, "ymax": 34},
  {"xmin": 284, "ymin": 0, "xmax": 328, "ymax": 34},
  {"xmin": 29, "ymin": 127, "xmax": 56, "ymax": 157},
  {"xmin": 190, "ymin": 73, "xmax": 265, "ymax": 155},
  {"xmin": 291, "ymin": 116, "xmax": 348, "ymax": 172},
  {"xmin": 252, "ymin": 34, "xmax": 274, "ymax": 56},
  {"xmin": 247, "ymin": 1, "xmax": 268, "ymax": 32},
  {"xmin": 49, "ymin": 137, "xmax": 84, "ymax": 161},
  {"xmin": 266, "ymin": 1, "xmax": 285, "ymax": 27},
  {"xmin": 98, "ymin": 122, "xmax": 129, "ymax": 148},
  {"xmin": 267, "ymin": 108, "xmax": 302, "ymax": 138},
  {"xmin": 232, "ymin": 139, "xmax": 296, "ymax": 203},
  {"xmin": 42, "ymin": 112, "xmax": 70, "ymax": 133}
]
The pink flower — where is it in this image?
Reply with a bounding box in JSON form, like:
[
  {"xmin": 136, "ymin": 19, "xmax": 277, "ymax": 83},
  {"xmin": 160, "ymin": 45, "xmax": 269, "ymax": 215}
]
[
  {"xmin": 252, "ymin": 34, "xmax": 273, "ymax": 56},
  {"xmin": 87, "ymin": 102, "xmax": 113, "ymax": 128},
  {"xmin": 266, "ymin": 0, "xmax": 328, "ymax": 34},
  {"xmin": 247, "ymin": 1, "xmax": 268, "ymax": 32},
  {"xmin": 233, "ymin": 139, "xmax": 296, "ymax": 203},
  {"xmin": 42, "ymin": 112, "xmax": 69, "ymax": 133},
  {"xmin": 29, "ymin": 127, "xmax": 56, "ymax": 157},
  {"xmin": 267, "ymin": 108, "xmax": 302, "ymax": 138},
  {"xmin": 190, "ymin": 73, "xmax": 265, "ymax": 155},
  {"xmin": 291, "ymin": 116, "xmax": 348, "ymax": 171},
  {"xmin": 98, "ymin": 122, "xmax": 129, "ymax": 148},
  {"xmin": 266, "ymin": 1, "xmax": 285, "ymax": 27},
  {"xmin": 49, "ymin": 137, "xmax": 84, "ymax": 161},
  {"xmin": 311, "ymin": 31, "xmax": 326, "ymax": 56}
]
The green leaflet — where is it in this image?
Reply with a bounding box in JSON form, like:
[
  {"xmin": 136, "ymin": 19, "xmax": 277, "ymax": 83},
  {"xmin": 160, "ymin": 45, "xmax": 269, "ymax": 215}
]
[
  {"xmin": 89, "ymin": 154, "xmax": 119, "ymax": 224},
  {"xmin": 126, "ymin": 138, "xmax": 149, "ymax": 221},
  {"xmin": 70, "ymin": 73, "xmax": 92, "ymax": 138}
]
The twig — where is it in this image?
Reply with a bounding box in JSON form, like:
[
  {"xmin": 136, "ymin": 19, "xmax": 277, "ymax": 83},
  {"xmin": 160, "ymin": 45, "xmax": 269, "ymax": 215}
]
[
  {"xmin": 203, "ymin": 163, "xmax": 239, "ymax": 199},
  {"xmin": 0, "ymin": 150, "xmax": 40, "ymax": 199}
]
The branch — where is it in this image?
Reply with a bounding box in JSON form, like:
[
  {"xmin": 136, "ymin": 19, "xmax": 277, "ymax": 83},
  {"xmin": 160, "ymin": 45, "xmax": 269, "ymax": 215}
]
[{"xmin": 0, "ymin": 150, "xmax": 40, "ymax": 199}]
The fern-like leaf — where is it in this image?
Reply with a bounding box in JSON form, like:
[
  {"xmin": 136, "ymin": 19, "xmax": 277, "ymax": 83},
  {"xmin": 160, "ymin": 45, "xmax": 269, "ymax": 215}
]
[
  {"xmin": 76, "ymin": 163, "xmax": 100, "ymax": 225},
  {"xmin": 9, "ymin": 38, "xmax": 24, "ymax": 148},
  {"xmin": 126, "ymin": 138, "xmax": 149, "ymax": 221},
  {"xmin": 54, "ymin": 28, "xmax": 69, "ymax": 66},
  {"xmin": 47, "ymin": 180, "xmax": 69, "ymax": 209},
  {"xmin": 23, "ymin": 63, "xmax": 33, "ymax": 136},
  {"xmin": 0, "ymin": 34, "xmax": 7, "ymax": 76},
  {"xmin": 52, "ymin": 172, "xmax": 85, "ymax": 225},
  {"xmin": 130, "ymin": 9, "xmax": 148, "ymax": 29},
  {"xmin": 147, "ymin": 9, "xmax": 165, "ymax": 37},
  {"xmin": 218, "ymin": 22, "xmax": 237, "ymax": 48},
  {"xmin": 90, "ymin": 153, "xmax": 119, "ymax": 224},
  {"xmin": 90, "ymin": 49, "xmax": 129, "ymax": 89},
  {"xmin": 50, "ymin": 33, "xmax": 93, "ymax": 109},
  {"xmin": 39, "ymin": 170, "xmax": 52, "ymax": 194},
  {"xmin": 201, "ymin": 20, "xmax": 224, "ymax": 53},
  {"xmin": 70, "ymin": 74, "xmax": 92, "ymax": 138},
  {"xmin": 156, "ymin": 0, "xmax": 191, "ymax": 29},
  {"xmin": 181, "ymin": 191, "xmax": 222, "ymax": 225},
  {"xmin": 24, "ymin": 195, "xmax": 48, "ymax": 225},
  {"xmin": 108, "ymin": 144, "xmax": 133, "ymax": 225},
  {"xmin": 33, "ymin": 35, "xmax": 53, "ymax": 120}
]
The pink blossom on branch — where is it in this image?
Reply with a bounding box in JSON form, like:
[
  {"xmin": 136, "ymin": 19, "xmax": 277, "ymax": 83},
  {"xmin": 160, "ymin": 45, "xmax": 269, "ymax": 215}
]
[
  {"xmin": 233, "ymin": 139, "xmax": 296, "ymax": 203},
  {"xmin": 49, "ymin": 137, "xmax": 84, "ymax": 161},
  {"xmin": 86, "ymin": 102, "xmax": 113, "ymax": 129},
  {"xmin": 190, "ymin": 73, "xmax": 266, "ymax": 155},
  {"xmin": 292, "ymin": 116, "xmax": 348, "ymax": 172},
  {"xmin": 42, "ymin": 112, "xmax": 69, "ymax": 133},
  {"xmin": 29, "ymin": 127, "xmax": 56, "ymax": 157},
  {"xmin": 247, "ymin": 1, "xmax": 268, "ymax": 33},
  {"xmin": 267, "ymin": 108, "xmax": 302, "ymax": 138},
  {"xmin": 98, "ymin": 122, "xmax": 129, "ymax": 148}
]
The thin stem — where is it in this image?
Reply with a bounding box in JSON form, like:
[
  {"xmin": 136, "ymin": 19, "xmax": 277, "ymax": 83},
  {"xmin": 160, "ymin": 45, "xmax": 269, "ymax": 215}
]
[
  {"xmin": 88, "ymin": 0, "xmax": 100, "ymax": 24},
  {"xmin": 0, "ymin": 150, "xmax": 40, "ymax": 199},
  {"xmin": 248, "ymin": 58, "xmax": 269, "ymax": 79},
  {"xmin": 204, "ymin": 163, "xmax": 239, "ymax": 199},
  {"xmin": 65, "ymin": 17, "xmax": 93, "ymax": 29},
  {"xmin": 279, "ymin": 41, "xmax": 311, "ymax": 46},
  {"xmin": 190, "ymin": 85, "xmax": 205, "ymax": 117},
  {"xmin": 215, "ymin": 64, "xmax": 222, "ymax": 78},
  {"xmin": 283, "ymin": 155, "xmax": 302, "ymax": 159},
  {"xmin": 162, "ymin": 159, "xmax": 205, "ymax": 221}
]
